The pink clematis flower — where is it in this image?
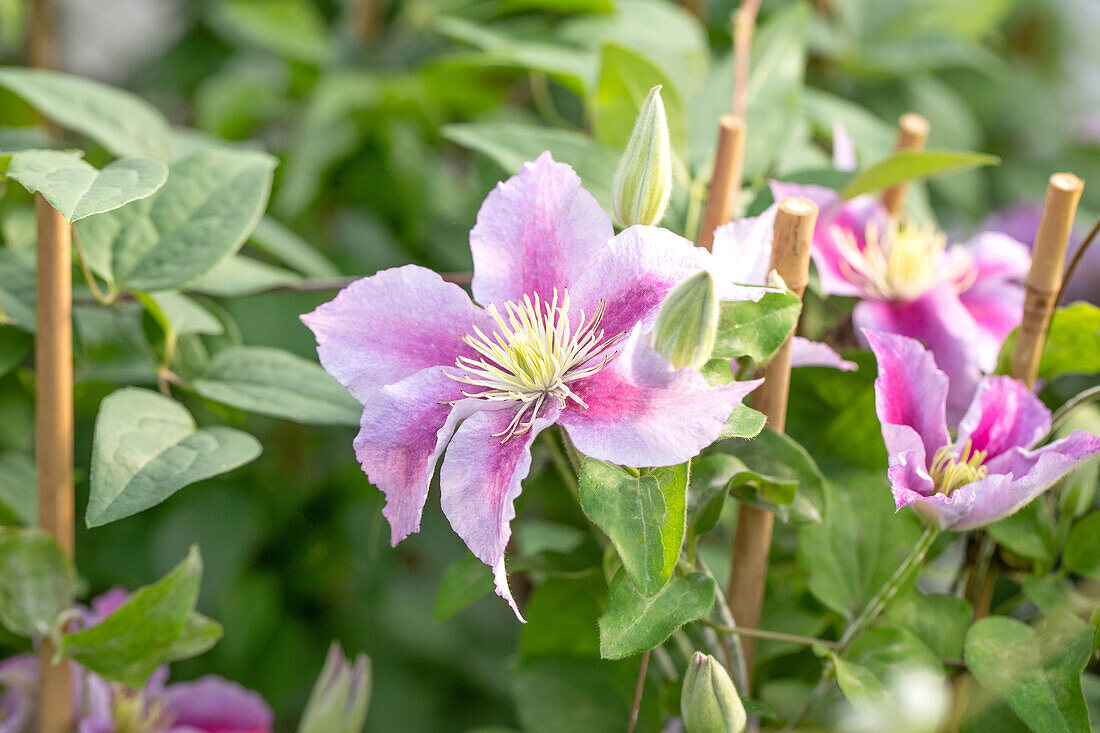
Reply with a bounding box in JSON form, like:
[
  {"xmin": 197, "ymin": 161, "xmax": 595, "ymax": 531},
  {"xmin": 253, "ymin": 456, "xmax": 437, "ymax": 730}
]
[
  {"xmin": 710, "ymin": 204, "xmax": 856, "ymax": 372},
  {"xmin": 302, "ymin": 152, "xmax": 763, "ymax": 618},
  {"xmin": 770, "ymin": 181, "xmax": 1031, "ymax": 419},
  {"xmin": 867, "ymin": 330, "xmax": 1100, "ymax": 530}
]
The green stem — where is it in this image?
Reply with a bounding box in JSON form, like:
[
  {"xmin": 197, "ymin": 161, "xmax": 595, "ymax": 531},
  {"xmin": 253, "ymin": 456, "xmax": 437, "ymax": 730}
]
[
  {"xmin": 784, "ymin": 525, "xmax": 940, "ymax": 730},
  {"xmin": 541, "ymin": 431, "xmax": 579, "ymax": 498}
]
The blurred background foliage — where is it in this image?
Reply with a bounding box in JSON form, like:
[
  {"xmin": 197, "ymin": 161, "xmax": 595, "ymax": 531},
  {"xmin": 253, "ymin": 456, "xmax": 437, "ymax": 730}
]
[{"xmin": 0, "ymin": 0, "xmax": 1098, "ymax": 730}]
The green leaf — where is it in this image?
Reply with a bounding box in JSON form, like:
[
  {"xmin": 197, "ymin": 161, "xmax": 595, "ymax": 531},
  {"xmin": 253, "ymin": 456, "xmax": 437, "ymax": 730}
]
[
  {"xmin": 840, "ymin": 149, "xmax": 999, "ymax": 200},
  {"xmin": 598, "ymin": 569, "xmax": 715, "ymax": 659},
  {"xmin": 797, "ymin": 470, "xmax": 922, "ymax": 617},
  {"xmin": 0, "ymin": 68, "xmax": 173, "ymax": 160},
  {"xmin": 996, "ymin": 303, "xmax": 1100, "ymax": 380},
  {"xmin": 188, "ymin": 255, "xmax": 300, "ymax": 297},
  {"xmin": 521, "ymin": 575, "xmax": 603, "ymax": 658},
  {"xmin": 1064, "ymin": 511, "xmax": 1100, "ymax": 579},
  {"xmin": 831, "ymin": 654, "xmax": 889, "ymax": 707},
  {"xmin": 592, "ymin": 43, "xmax": 686, "ymax": 157},
  {"xmin": 0, "ymin": 325, "xmax": 31, "ymax": 377},
  {"xmin": 0, "ymin": 528, "xmax": 75, "ymax": 637},
  {"xmin": 709, "ymin": 429, "xmax": 825, "ymax": 524},
  {"xmin": 250, "ymin": 216, "xmax": 339, "ymax": 279},
  {"xmin": 443, "ymin": 122, "xmax": 619, "ymax": 207},
  {"xmin": 718, "ymin": 403, "xmax": 766, "ymax": 440},
  {"xmin": 885, "ymin": 590, "xmax": 973, "ymax": 660},
  {"xmin": 138, "ymin": 291, "xmax": 224, "ymax": 338},
  {"xmin": 434, "ymin": 554, "xmax": 494, "ymax": 621},
  {"xmin": 75, "ymin": 148, "xmax": 275, "ymax": 292},
  {"xmin": 60, "ymin": 546, "xmax": 213, "ymax": 688},
  {"xmin": 0, "ymin": 451, "xmax": 36, "ymax": 525},
  {"xmin": 965, "ymin": 613, "xmax": 1092, "ymax": 733},
  {"xmin": 0, "ymin": 248, "xmax": 37, "ymax": 331},
  {"xmin": 213, "ymin": 0, "xmax": 333, "ymax": 65},
  {"xmin": 163, "ymin": 611, "xmax": 223, "ymax": 661},
  {"xmin": 579, "ymin": 460, "xmax": 688, "ymax": 596},
  {"xmin": 86, "ymin": 387, "xmax": 261, "ymax": 527},
  {"xmin": 192, "ymin": 346, "xmax": 360, "ymax": 426},
  {"xmin": 848, "ymin": 626, "xmax": 944, "ymax": 680},
  {"xmin": 5, "ymin": 150, "xmax": 167, "ymax": 222},
  {"xmin": 986, "ymin": 499, "xmax": 1054, "ymax": 563},
  {"xmin": 712, "ymin": 290, "xmax": 802, "ymax": 366}
]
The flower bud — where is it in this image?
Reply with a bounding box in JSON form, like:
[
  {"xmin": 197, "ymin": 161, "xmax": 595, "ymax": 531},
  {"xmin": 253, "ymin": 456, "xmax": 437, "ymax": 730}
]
[
  {"xmin": 298, "ymin": 643, "xmax": 371, "ymax": 733},
  {"xmin": 681, "ymin": 652, "xmax": 746, "ymax": 733},
  {"xmin": 611, "ymin": 85, "xmax": 672, "ymax": 227},
  {"xmin": 651, "ymin": 271, "xmax": 719, "ymax": 370}
]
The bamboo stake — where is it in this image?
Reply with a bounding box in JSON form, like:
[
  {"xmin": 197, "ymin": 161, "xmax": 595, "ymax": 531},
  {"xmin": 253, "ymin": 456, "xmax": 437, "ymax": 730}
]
[
  {"xmin": 35, "ymin": 194, "xmax": 74, "ymax": 733},
  {"xmin": 726, "ymin": 198, "xmax": 817, "ymax": 681},
  {"xmin": 1010, "ymin": 173, "xmax": 1083, "ymax": 387},
  {"xmin": 880, "ymin": 113, "xmax": 931, "ymax": 217},
  {"xmin": 28, "ymin": 0, "xmax": 57, "ymax": 70},
  {"xmin": 698, "ymin": 115, "xmax": 746, "ymax": 251}
]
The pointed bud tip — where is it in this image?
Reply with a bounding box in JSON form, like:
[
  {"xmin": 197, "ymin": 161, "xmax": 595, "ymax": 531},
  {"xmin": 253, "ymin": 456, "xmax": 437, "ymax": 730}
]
[
  {"xmin": 651, "ymin": 271, "xmax": 720, "ymax": 371},
  {"xmin": 611, "ymin": 85, "xmax": 673, "ymax": 228}
]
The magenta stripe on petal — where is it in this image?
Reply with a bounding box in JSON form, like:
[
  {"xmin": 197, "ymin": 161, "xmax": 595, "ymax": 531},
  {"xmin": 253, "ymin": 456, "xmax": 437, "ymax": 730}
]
[{"xmin": 956, "ymin": 376, "xmax": 1050, "ymax": 460}]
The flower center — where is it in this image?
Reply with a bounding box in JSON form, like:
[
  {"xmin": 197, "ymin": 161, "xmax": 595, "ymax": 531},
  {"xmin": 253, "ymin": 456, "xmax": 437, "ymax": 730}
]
[
  {"xmin": 449, "ymin": 289, "xmax": 622, "ymax": 442},
  {"xmin": 112, "ymin": 690, "xmax": 173, "ymax": 733},
  {"xmin": 834, "ymin": 220, "xmax": 973, "ymax": 301},
  {"xmin": 928, "ymin": 439, "xmax": 989, "ymax": 496}
]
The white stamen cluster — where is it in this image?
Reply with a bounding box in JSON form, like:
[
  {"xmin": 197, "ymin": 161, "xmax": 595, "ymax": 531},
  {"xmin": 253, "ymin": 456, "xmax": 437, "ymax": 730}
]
[
  {"xmin": 834, "ymin": 220, "xmax": 975, "ymax": 301},
  {"xmin": 928, "ymin": 439, "xmax": 988, "ymax": 496},
  {"xmin": 449, "ymin": 289, "xmax": 622, "ymax": 442}
]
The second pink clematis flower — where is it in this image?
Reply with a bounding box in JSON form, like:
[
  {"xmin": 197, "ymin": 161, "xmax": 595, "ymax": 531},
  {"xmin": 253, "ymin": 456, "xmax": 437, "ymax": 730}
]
[
  {"xmin": 867, "ymin": 331, "xmax": 1100, "ymax": 530},
  {"xmin": 302, "ymin": 152, "xmax": 763, "ymax": 618},
  {"xmin": 770, "ymin": 181, "xmax": 1031, "ymax": 419}
]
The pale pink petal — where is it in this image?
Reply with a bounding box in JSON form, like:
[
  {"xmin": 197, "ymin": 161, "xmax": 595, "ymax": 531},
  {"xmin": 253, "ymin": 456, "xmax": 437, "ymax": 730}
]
[
  {"xmin": 709, "ymin": 205, "xmax": 777, "ymax": 286},
  {"xmin": 569, "ymin": 225, "xmax": 762, "ymax": 342},
  {"xmin": 470, "ymin": 151, "xmax": 613, "ymax": 308},
  {"xmin": 559, "ymin": 325, "xmax": 762, "ymax": 467},
  {"xmin": 855, "ymin": 287, "xmax": 981, "ymax": 422},
  {"xmin": 353, "ymin": 367, "xmax": 490, "ymax": 545},
  {"xmin": 164, "ymin": 675, "xmax": 274, "ymax": 733},
  {"xmin": 895, "ymin": 474, "xmax": 998, "ymax": 530},
  {"xmin": 789, "ymin": 337, "xmax": 857, "ymax": 371},
  {"xmin": 950, "ymin": 431, "xmax": 1100, "ymax": 530},
  {"xmin": 956, "ymin": 376, "xmax": 1050, "ymax": 460},
  {"xmin": 865, "ymin": 330, "xmax": 951, "ymax": 463},
  {"xmin": 832, "ymin": 121, "xmax": 857, "ymax": 172},
  {"xmin": 964, "ymin": 232, "xmax": 1031, "ymax": 282},
  {"xmin": 957, "ymin": 279, "xmax": 1024, "ymax": 372},
  {"xmin": 439, "ymin": 403, "xmax": 563, "ymax": 620},
  {"xmin": 301, "ymin": 266, "xmax": 494, "ymax": 402}
]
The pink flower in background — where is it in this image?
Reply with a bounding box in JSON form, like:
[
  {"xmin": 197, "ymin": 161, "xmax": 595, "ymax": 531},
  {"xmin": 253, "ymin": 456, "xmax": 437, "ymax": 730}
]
[
  {"xmin": 867, "ymin": 331, "xmax": 1099, "ymax": 530},
  {"xmin": 302, "ymin": 153, "xmax": 763, "ymax": 618},
  {"xmin": 770, "ymin": 181, "xmax": 1031, "ymax": 419},
  {"xmin": 710, "ymin": 204, "xmax": 856, "ymax": 372}
]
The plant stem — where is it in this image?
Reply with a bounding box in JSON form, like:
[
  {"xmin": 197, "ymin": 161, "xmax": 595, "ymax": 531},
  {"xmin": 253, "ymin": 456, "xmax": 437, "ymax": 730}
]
[
  {"xmin": 700, "ymin": 619, "xmax": 842, "ymax": 651},
  {"xmin": 697, "ymin": 557, "xmax": 749, "ymax": 694},
  {"xmin": 783, "ymin": 525, "xmax": 939, "ymax": 730},
  {"xmin": 541, "ymin": 431, "xmax": 579, "ymax": 498},
  {"xmin": 72, "ymin": 230, "xmax": 116, "ymax": 305},
  {"xmin": 1051, "ymin": 384, "xmax": 1100, "ymax": 434},
  {"xmin": 1056, "ymin": 213, "xmax": 1100, "ymax": 306},
  {"xmin": 627, "ymin": 650, "xmax": 650, "ymax": 733}
]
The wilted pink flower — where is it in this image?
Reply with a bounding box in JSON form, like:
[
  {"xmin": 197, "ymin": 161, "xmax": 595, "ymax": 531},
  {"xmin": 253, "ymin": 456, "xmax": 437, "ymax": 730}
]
[
  {"xmin": 302, "ymin": 153, "xmax": 763, "ymax": 618},
  {"xmin": 867, "ymin": 331, "xmax": 1099, "ymax": 529},
  {"xmin": 710, "ymin": 204, "xmax": 856, "ymax": 372},
  {"xmin": 770, "ymin": 182, "xmax": 1030, "ymax": 419}
]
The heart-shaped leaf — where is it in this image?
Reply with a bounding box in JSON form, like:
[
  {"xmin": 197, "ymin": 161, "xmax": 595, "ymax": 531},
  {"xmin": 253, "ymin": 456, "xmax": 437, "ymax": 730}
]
[
  {"xmin": 712, "ymin": 290, "xmax": 802, "ymax": 366},
  {"xmin": 87, "ymin": 388, "xmax": 261, "ymax": 527}
]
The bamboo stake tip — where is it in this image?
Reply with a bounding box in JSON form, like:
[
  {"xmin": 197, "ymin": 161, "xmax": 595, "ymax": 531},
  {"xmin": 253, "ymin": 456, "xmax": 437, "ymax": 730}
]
[
  {"xmin": 777, "ymin": 196, "xmax": 818, "ymax": 219},
  {"xmin": 1049, "ymin": 172, "xmax": 1084, "ymax": 194},
  {"xmin": 899, "ymin": 112, "xmax": 931, "ymax": 140},
  {"xmin": 718, "ymin": 113, "xmax": 746, "ymax": 132}
]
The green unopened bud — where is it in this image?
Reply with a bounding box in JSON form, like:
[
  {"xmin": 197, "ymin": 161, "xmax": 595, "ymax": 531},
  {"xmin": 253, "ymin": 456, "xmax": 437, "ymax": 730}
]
[
  {"xmin": 651, "ymin": 271, "xmax": 719, "ymax": 370},
  {"xmin": 681, "ymin": 652, "xmax": 747, "ymax": 733},
  {"xmin": 612, "ymin": 85, "xmax": 672, "ymax": 227},
  {"xmin": 298, "ymin": 642, "xmax": 372, "ymax": 733}
]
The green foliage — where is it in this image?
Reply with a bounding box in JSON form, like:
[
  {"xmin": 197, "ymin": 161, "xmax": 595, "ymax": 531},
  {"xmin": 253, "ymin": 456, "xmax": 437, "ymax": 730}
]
[
  {"xmin": 708, "ymin": 429, "xmax": 825, "ymax": 524},
  {"xmin": 0, "ymin": 325, "xmax": 30, "ymax": 377},
  {"xmin": 598, "ymin": 568, "xmax": 715, "ymax": 659},
  {"xmin": 712, "ymin": 290, "xmax": 802, "ymax": 366},
  {"xmin": 965, "ymin": 613, "xmax": 1093, "ymax": 733},
  {"xmin": 579, "ymin": 460, "xmax": 687, "ymax": 596},
  {"xmin": 0, "ymin": 528, "xmax": 75, "ymax": 637},
  {"xmin": 840, "ymin": 149, "xmax": 999, "ymax": 199},
  {"xmin": 0, "ymin": 451, "xmax": 35, "ymax": 525},
  {"xmin": 434, "ymin": 554, "xmax": 494, "ymax": 621},
  {"xmin": 61, "ymin": 547, "xmax": 221, "ymax": 688},
  {"xmin": 3, "ymin": 149, "xmax": 167, "ymax": 222},
  {"xmin": 87, "ymin": 387, "xmax": 261, "ymax": 527},
  {"xmin": 996, "ymin": 303, "xmax": 1100, "ymax": 379},
  {"xmin": 1063, "ymin": 511, "xmax": 1100, "ymax": 578}
]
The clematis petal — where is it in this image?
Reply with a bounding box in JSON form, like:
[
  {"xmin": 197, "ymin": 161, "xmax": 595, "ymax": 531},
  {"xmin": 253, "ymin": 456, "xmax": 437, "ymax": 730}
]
[
  {"xmin": 893, "ymin": 475, "xmax": 1001, "ymax": 530},
  {"xmin": 832, "ymin": 121, "xmax": 858, "ymax": 172},
  {"xmin": 709, "ymin": 205, "xmax": 777, "ymax": 286},
  {"xmin": 301, "ymin": 265, "xmax": 494, "ymax": 402},
  {"xmin": 439, "ymin": 402, "xmax": 563, "ymax": 621},
  {"xmin": 865, "ymin": 330, "xmax": 951, "ymax": 465},
  {"xmin": 163, "ymin": 675, "xmax": 274, "ymax": 733},
  {"xmin": 354, "ymin": 367, "xmax": 489, "ymax": 545},
  {"xmin": 790, "ymin": 337, "xmax": 857, "ymax": 371},
  {"xmin": 957, "ymin": 279, "xmax": 1025, "ymax": 372},
  {"xmin": 856, "ymin": 287, "xmax": 980, "ymax": 422},
  {"xmin": 569, "ymin": 225, "xmax": 763, "ymax": 342},
  {"xmin": 559, "ymin": 325, "xmax": 762, "ymax": 467},
  {"xmin": 964, "ymin": 231, "xmax": 1031, "ymax": 282},
  {"xmin": 950, "ymin": 431, "xmax": 1100, "ymax": 530},
  {"xmin": 956, "ymin": 376, "xmax": 1050, "ymax": 460},
  {"xmin": 470, "ymin": 151, "xmax": 613, "ymax": 307}
]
